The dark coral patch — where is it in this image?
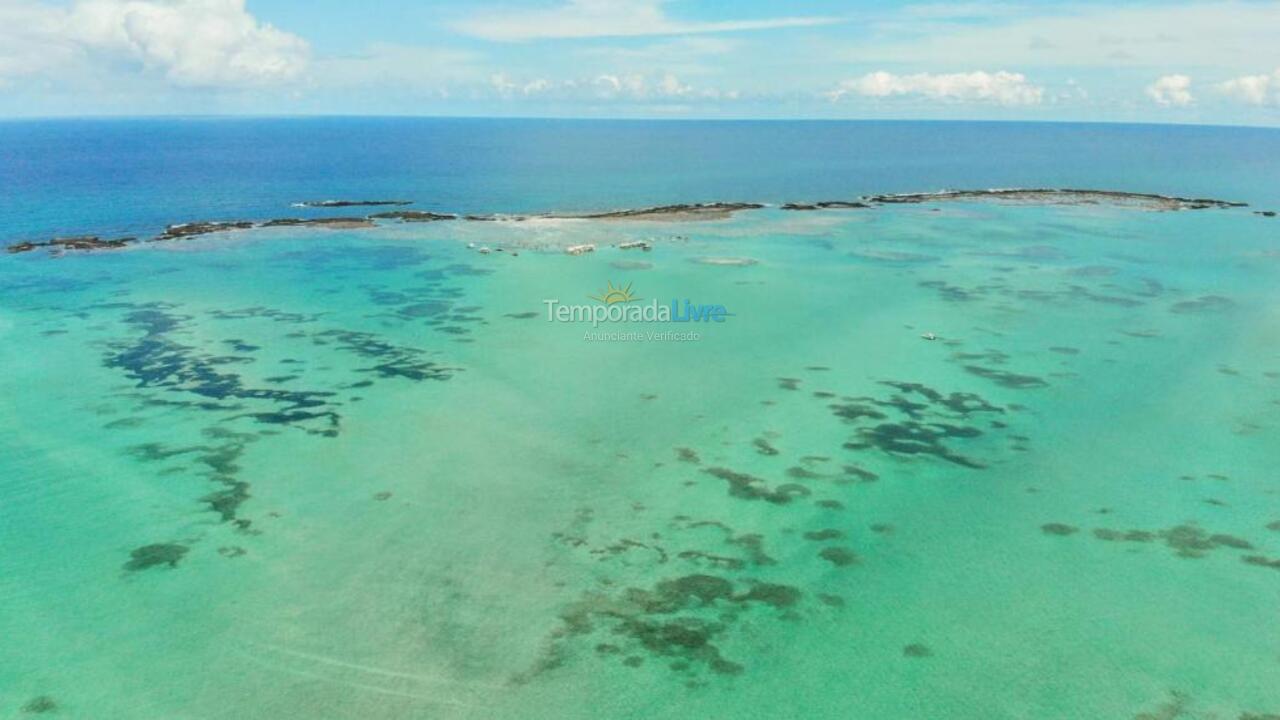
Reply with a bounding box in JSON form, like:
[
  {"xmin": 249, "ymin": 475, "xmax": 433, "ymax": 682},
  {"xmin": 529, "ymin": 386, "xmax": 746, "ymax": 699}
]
[
  {"xmin": 1171, "ymin": 295, "xmax": 1234, "ymax": 314},
  {"xmin": 818, "ymin": 547, "xmax": 859, "ymax": 567},
  {"xmin": 1089, "ymin": 524, "xmax": 1257, "ymax": 560},
  {"xmin": 1041, "ymin": 523, "xmax": 1079, "ymax": 536},
  {"xmin": 123, "ymin": 543, "xmax": 188, "ymax": 571},
  {"xmin": 703, "ymin": 467, "xmax": 809, "ymax": 504},
  {"xmin": 21, "ymin": 696, "xmax": 58, "ymax": 714},
  {"xmin": 753, "ymin": 437, "xmax": 780, "ymax": 456},
  {"xmin": 1243, "ymin": 556, "xmax": 1280, "ymax": 570},
  {"xmin": 962, "ymin": 365, "xmax": 1049, "ymax": 389},
  {"xmin": 545, "ymin": 573, "xmax": 801, "ymax": 678},
  {"xmin": 675, "ymin": 447, "xmax": 701, "ymax": 464},
  {"xmin": 845, "ymin": 422, "xmax": 985, "ymax": 468}
]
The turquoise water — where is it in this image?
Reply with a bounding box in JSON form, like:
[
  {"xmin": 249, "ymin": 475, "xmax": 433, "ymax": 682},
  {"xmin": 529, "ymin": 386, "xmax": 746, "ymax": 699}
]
[{"xmin": 2, "ymin": 121, "xmax": 1280, "ymax": 718}]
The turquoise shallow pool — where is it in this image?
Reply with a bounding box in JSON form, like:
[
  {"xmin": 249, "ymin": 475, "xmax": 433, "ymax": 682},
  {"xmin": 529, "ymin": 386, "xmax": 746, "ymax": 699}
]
[{"xmin": 2, "ymin": 197, "xmax": 1278, "ymax": 718}]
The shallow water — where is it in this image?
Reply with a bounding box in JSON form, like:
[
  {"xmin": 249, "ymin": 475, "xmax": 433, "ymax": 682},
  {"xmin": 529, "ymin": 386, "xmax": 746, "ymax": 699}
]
[{"xmin": 2, "ymin": 200, "xmax": 1278, "ymax": 718}]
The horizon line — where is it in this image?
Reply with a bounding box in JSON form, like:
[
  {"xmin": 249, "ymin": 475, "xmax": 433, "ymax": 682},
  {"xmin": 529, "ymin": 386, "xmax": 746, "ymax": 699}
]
[{"xmin": 1, "ymin": 113, "xmax": 1279, "ymax": 132}]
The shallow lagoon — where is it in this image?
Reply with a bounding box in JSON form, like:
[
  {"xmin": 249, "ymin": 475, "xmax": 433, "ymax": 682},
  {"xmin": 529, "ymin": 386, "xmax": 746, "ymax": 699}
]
[{"xmin": 1, "ymin": 202, "xmax": 1278, "ymax": 718}]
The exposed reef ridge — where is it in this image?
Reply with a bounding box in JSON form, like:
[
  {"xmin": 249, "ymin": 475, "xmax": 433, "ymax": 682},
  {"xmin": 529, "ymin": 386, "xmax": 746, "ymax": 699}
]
[
  {"xmin": 4, "ymin": 188, "xmax": 1253, "ymax": 255},
  {"xmin": 5, "ymin": 235, "xmax": 135, "ymax": 254},
  {"xmin": 781, "ymin": 201, "xmax": 871, "ymax": 211},
  {"xmin": 556, "ymin": 202, "xmax": 766, "ymax": 221},
  {"xmin": 863, "ymin": 188, "xmax": 1247, "ymax": 210},
  {"xmin": 367, "ymin": 210, "xmax": 457, "ymax": 222}
]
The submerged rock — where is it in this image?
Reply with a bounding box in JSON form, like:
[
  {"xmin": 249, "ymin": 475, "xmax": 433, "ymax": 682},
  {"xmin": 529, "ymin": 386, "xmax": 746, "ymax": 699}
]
[{"xmin": 692, "ymin": 256, "xmax": 758, "ymax": 267}]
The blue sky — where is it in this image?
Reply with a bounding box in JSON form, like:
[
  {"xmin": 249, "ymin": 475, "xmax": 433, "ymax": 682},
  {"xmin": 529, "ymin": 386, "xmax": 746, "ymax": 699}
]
[{"xmin": 1, "ymin": 0, "xmax": 1278, "ymax": 125}]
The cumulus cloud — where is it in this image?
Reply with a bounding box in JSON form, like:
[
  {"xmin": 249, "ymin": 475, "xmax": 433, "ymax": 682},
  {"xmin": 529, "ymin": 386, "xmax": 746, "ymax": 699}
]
[
  {"xmin": 0, "ymin": 0, "xmax": 308, "ymax": 88},
  {"xmin": 1146, "ymin": 74, "xmax": 1193, "ymax": 106},
  {"xmin": 1217, "ymin": 70, "xmax": 1279, "ymax": 105},
  {"xmin": 454, "ymin": 0, "xmax": 839, "ymax": 41},
  {"xmin": 826, "ymin": 70, "xmax": 1043, "ymax": 105}
]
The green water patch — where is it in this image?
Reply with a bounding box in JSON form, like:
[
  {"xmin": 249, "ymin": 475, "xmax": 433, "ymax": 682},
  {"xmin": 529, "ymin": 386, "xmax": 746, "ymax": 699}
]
[
  {"xmin": 918, "ymin": 279, "xmax": 992, "ymax": 302},
  {"xmin": 269, "ymin": 242, "xmax": 435, "ymax": 274},
  {"xmin": 849, "ymin": 249, "xmax": 940, "ymax": 263},
  {"xmin": 361, "ymin": 277, "xmax": 490, "ymax": 336}
]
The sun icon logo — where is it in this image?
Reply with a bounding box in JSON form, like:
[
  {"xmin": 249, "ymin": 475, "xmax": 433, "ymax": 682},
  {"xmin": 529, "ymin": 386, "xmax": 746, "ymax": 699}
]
[{"xmin": 590, "ymin": 280, "xmax": 639, "ymax": 305}]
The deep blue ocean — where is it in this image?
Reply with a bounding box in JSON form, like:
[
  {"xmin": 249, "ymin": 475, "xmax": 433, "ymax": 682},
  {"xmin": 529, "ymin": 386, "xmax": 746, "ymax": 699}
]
[{"xmin": 3, "ymin": 117, "xmax": 1280, "ymax": 243}]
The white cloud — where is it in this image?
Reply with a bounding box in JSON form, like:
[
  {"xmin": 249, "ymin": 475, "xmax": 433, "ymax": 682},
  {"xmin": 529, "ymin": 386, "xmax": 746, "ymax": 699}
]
[
  {"xmin": 1146, "ymin": 74, "xmax": 1193, "ymax": 106},
  {"xmin": 839, "ymin": 2, "xmax": 1280, "ymax": 70},
  {"xmin": 488, "ymin": 70, "xmax": 735, "ymax": 102},
  {"xmin": 454, "ymin": 0, "xmax": 840, "ymax": 41},
  {"xmin": 1217, "ymin": 70, "xmax": 1279, "ymax": 105},
  {"xmin": 826, "ymin": 70, "xmax": 1043, "ymax": 105},
  {"xmin": 0, "ymin": 0, "xmax": 308, "ymax": 88}
]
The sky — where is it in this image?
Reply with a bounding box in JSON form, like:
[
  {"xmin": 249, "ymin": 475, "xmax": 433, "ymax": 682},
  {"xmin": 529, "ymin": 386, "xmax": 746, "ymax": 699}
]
[{"xmin": 0, "ymin": 0, "xmax": 1278, "ymax": 125}]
